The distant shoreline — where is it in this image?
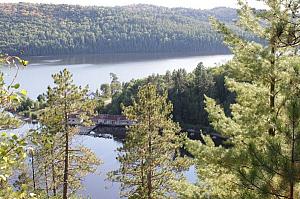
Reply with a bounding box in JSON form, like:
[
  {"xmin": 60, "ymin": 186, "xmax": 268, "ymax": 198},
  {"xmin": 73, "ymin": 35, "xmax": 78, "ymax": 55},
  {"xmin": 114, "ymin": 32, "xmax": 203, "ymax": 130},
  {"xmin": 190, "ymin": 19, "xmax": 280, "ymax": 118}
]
[
  {"xmin": 25, "ymin": 51, "xmax": 232, "ymax": 59},
  {"xmin": 24, "ymin": 51, "xmax": 232, "ymax": 66}
]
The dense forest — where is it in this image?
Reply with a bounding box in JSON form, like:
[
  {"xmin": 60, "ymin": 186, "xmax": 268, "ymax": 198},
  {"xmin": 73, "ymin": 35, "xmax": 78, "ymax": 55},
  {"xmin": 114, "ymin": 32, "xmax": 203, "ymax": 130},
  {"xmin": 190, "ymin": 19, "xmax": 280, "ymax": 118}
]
[
  {"xmin": 101, "ymin": 64, "xmax": 234, "ymax": 131},
  {"xmin": 0, "ymin": 3, "xmax": 245, "ymax": 56}
]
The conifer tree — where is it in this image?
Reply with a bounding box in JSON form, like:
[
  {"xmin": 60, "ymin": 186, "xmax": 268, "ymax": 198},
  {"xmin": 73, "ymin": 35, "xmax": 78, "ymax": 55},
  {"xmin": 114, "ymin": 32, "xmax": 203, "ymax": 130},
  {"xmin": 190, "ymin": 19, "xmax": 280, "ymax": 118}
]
[
  {"xmin": 35, "ymin": 68, "xmax": 100, "ymax": 198},
  {"xmin": 181, "ymin": 0, "xmax": 300, "ymax": 198},
  {"xmin": 110, "ymin": 84, "xmax": 188, "ymax": 199},
  {"xmin": 110, "ymin": 73, "xmax": 122, "ymax": 96}
]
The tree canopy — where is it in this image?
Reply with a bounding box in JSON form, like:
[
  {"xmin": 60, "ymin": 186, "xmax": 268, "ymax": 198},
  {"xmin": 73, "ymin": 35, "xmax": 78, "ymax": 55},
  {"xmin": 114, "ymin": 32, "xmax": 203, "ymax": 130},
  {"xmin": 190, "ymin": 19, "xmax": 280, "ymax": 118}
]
[{"xmin": 0, "ymin": 3, "xmax": 248, "ymax": 56}]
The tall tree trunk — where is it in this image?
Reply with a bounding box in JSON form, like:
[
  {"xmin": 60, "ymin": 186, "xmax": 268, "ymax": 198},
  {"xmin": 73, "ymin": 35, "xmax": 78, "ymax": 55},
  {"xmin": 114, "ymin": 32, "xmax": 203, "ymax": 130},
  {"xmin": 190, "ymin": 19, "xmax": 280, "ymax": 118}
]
[
  {"xmin": 269, "ymin": 77, "xmax": 275, "ymax": 136},
  {"xmin": 31, "ymin": 151, "xmax": 36, "ymax": 191},
  {"xmin": 51, "ymin": 146, "xmax": 57, "ymax": 196},
  {"xmin": 269, "ymin": 41, "xmax": 276, "ymax": 136},
  {"xmin": 63, "ymin": 93, "xmax": 69, "ymax": 199},
  {"xmin": 147, "ymin": 141, "xmax": 152, "ymax": 199},
  {"xmin": 44, "ymin": 164, "xmax": 49, "ymax": 198},
  {"xmin": 141, "ymin": 159, "xmax": 145, "ymax": 195},
  {"xmin": 290, "ymin": 103, "xmax": 296, "ymax": 199},
  {"xmin": 62, "ymin": 130, "xmax": 69, "ymax": 199},
  {"xmin": 147, "ymin": 109, "xmax": 152, "ymax": 199}
]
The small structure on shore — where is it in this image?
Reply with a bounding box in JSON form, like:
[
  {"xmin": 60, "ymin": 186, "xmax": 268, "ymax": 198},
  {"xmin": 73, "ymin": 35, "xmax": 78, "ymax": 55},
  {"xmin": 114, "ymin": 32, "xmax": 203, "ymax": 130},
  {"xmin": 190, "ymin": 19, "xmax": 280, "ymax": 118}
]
[
  {"xmin": 77, "ymin": 114, "xmax": 132, "ymax": 138},
  {"xmin": 68, "ymin": 114, "xmax": 133, "ymax": 127},
  {"xmin": 92, "ymin": 114, "xmax": 133, "ymax": 126}
]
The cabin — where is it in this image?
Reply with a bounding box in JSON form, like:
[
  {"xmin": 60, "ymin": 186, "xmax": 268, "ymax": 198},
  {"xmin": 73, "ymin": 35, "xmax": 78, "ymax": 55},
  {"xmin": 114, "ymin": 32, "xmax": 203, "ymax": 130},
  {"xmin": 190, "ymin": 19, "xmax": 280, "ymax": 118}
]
[
  {"xmin": 68, "ymin": 114, "xmax": 133, "ymax": 126},
  {"xmin": 92, "ymin": 114, "xmax": 133, "ymax": 126}
]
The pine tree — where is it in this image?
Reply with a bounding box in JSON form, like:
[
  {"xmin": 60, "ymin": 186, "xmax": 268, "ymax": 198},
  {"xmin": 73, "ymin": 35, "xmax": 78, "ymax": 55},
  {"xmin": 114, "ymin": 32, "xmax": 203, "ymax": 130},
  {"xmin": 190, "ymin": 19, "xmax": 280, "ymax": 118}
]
[
  {"xmin": 181, "ymin": 0, "xmax": 300, "ymax": 198},
  {"xmin": 34, "ymin": 68, "xmax": 101, "ymax": 198},
  {"xmin": 110, "ymin": 73, "xmax": 122, "ymax": 96},
  {"xmin": 110, "ymin": 84, "xmax": 189, "ymax": 199}
]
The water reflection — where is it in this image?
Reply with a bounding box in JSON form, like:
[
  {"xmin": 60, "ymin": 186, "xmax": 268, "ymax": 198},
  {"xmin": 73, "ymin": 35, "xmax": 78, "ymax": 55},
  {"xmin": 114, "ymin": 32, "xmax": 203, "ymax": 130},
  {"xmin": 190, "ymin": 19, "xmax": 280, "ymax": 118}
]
[
  {"xmin": 75, "ymin": 135, "xmax": 122, "ymax": 199},
  {"xmin": 77, "ymin": 133, "xmax": 197, "ymax": 199},
  {"xmin": 25, "ymin": 52, "xmax": 231, "ymax": 66},
  {"xmin": 2, "ymin": 53, "xmax": 233, "ymax": 99}
]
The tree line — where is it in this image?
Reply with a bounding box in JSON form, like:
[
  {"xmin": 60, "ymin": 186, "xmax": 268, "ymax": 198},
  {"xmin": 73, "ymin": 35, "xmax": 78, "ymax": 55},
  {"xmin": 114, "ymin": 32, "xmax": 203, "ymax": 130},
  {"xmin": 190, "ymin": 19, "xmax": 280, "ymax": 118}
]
[{"xmin": 102, "ymin": 63, "xmax": 234, "ymax": 132}]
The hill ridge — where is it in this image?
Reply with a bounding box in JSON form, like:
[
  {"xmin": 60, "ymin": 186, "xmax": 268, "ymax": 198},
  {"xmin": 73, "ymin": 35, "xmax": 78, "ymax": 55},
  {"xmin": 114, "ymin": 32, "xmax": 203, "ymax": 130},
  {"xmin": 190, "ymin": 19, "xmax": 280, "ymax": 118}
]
[{"xmin": 0, "ymin": 3, "xmax": 239, "ymax": 56}]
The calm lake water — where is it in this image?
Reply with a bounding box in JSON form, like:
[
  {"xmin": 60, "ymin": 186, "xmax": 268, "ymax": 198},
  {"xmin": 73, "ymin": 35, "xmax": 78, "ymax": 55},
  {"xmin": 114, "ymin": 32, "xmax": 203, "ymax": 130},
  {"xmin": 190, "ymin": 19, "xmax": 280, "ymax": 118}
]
[
  {"xmin": 3, "ymin": 53, "xmax": 232, "ymax": 199},
  {"xmin": 2, "ymin": 53, "xmax": 232, "ymax": 99}
]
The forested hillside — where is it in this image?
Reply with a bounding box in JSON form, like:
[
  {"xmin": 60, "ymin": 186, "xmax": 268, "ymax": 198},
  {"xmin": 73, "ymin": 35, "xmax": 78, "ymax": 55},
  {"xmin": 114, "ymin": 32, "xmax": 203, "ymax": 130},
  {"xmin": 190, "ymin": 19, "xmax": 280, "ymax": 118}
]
[{"xmin": 0, "ymin": 3, "xmax": 242, "ymax": 56}]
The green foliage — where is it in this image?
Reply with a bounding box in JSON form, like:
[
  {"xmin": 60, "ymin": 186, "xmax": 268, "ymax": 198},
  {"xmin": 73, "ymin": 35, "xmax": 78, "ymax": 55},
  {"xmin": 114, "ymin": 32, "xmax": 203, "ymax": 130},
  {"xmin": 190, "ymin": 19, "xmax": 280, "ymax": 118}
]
[
  {"xmin": 109, "ymin": 84, "xmax": 190, "ymax": 198},
  {"xmin": 0, "ymin": 3, "xmax": 252, "ymax": 56},
  {"xmin": 94, "ymin": 98, "xmax": 105, "ymax": 114},
  {"xmin": 0, "ymin": 55, "xmax": 37, "ymax": 198},
  {"xmin": 17, "ymin": 97, "xmax": 34, "ymax": 112},
  {"xmin": 110, "ymin": 73, "xmax": 122, "ymax": 96},
  {"xmin": 105, "ymin": 64, "xmax": 233, "ymax": 130},
  {"xmin": 100, "ymin": 83, "xmax": 111, "ymax": 98},
  {"xmin": 0, "ymin": 132, "xmax": 27, "ymax": 190},
  {"xmin": 32, "ymin": 68, "xmax": 101, "ymax": 198},
  {"xmin": 182, "ymin": 0, "xmax": 300, "ymax": 198}
]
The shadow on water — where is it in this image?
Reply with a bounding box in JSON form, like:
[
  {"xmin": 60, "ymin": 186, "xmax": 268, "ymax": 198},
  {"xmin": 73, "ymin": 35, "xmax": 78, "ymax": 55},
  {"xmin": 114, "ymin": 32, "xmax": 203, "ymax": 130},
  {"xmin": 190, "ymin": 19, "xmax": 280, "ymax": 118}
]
[
  {"xmin": 25, "ymin": 52, "xmax": 231, "ymax": 66},
  {"xmin": 79, "ymin": 132, "xmax": 198, "ymax": 199},
  {"xmin": 79, "ymin": 125, "xmax": 231, "ymax": 198}
]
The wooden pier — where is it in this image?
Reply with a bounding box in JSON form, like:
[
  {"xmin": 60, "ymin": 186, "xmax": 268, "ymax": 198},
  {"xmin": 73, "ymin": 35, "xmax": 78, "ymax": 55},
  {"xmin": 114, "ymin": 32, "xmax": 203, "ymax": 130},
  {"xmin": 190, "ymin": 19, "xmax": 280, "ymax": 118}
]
[{"xmin": 77, "ymin": 115, "xmax": 228, "ymax": 145}]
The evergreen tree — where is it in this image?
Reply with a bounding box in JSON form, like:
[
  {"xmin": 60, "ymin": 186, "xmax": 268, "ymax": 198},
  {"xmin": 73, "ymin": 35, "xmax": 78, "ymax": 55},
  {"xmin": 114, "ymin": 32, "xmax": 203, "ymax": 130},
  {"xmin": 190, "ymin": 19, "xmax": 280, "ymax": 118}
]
[
  {"xmin": 35, "ymin": 68, "xmax": 100, "ymax": 198},
  {"xmin": 192, "ymin": 63, "xmax": 215, "ymax": 126},
  {"xmin": 100, "ymin": 83, "xmax": 111, "ymax": 98},
  {"xmin": 110, "ymin": 73, "xmax": 122, "ymax": 96},
  {"xmin": 110, "ymin": 84, "xmax": 189, "ymax": 199},
  {"xmin": 181, "ymin": 0, "xmax": 300, "ymax": 198}
]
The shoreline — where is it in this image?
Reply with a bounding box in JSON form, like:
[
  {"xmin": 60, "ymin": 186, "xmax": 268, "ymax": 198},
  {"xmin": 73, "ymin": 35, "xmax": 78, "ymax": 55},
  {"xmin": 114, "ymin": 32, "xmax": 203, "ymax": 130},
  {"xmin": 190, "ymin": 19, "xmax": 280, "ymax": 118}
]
[{"xmin": 23, "ymin": 52, "xmax": 232, "ymax": 66}]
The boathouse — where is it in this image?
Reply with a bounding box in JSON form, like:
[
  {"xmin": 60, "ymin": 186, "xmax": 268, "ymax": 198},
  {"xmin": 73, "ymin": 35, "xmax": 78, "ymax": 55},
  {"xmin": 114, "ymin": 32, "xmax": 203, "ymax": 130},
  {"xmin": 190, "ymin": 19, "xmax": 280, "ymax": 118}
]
[{"xmin": 92, "ymin": 114, "xmax": 132, "ymax": 126}]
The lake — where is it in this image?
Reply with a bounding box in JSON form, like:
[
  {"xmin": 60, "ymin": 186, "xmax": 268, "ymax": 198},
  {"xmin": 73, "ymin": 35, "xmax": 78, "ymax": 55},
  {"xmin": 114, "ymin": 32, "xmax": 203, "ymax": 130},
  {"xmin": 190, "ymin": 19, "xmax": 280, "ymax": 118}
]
[
  {"xmin": 2, "ymin": 53, "xmax": 232, "ymax": 99},
  {"xmin": 2, "ymin": 53, "xmax": 232, "ymax": 198}
]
